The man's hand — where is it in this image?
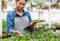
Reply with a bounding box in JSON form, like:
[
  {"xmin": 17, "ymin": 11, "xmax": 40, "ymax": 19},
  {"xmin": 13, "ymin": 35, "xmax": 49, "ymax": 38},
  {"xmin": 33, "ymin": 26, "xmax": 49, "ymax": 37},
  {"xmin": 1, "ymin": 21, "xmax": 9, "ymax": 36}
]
[
  {"xmin": 29, "ymin": 22, "xmax": 36, "ymax": 29},
  {"xmin": 15, "ymin": 31, "xmax": 23, "ymax": 37},
  {"xmin": 12, "ymin": 30, "xmax": 23, "ymax": 37}
]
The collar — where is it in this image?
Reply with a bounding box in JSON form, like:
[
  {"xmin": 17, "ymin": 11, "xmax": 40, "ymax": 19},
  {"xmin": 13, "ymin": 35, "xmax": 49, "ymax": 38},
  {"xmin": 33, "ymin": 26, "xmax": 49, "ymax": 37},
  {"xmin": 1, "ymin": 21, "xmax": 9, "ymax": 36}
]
[{"xmin": 13, "ymin": 9, "xmax": 26, "ymax": 16}]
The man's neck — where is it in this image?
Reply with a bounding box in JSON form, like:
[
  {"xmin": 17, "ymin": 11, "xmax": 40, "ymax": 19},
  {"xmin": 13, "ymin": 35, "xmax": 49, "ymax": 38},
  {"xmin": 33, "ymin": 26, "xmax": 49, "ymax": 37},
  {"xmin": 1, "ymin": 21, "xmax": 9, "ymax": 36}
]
[
  {"xmin": 16, "ymin": 9, "xmax": 24, "ymax": 16},
  {"xmin": 16, "ymin": 8, "xmax": 23, "ymax": 14}
]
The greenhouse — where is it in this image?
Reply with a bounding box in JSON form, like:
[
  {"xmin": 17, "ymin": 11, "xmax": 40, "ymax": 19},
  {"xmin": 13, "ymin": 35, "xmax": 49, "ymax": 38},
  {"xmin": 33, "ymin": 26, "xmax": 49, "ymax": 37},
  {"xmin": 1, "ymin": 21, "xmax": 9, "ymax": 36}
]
[{"xmin": 0, "ymin": 0, "xmax": 60, "ymax": 41}]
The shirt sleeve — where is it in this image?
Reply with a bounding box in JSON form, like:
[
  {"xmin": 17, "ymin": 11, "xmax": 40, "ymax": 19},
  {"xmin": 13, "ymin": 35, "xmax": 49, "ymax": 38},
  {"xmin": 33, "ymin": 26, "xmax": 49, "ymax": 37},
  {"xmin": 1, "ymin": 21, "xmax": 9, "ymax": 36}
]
[
  {"xmin": 27, "ymin": 12, "xmax": 32, "ymax": 23},
  {"xmin": 7, "ymin": 14, "xmax": 13, "ymax": 35}
]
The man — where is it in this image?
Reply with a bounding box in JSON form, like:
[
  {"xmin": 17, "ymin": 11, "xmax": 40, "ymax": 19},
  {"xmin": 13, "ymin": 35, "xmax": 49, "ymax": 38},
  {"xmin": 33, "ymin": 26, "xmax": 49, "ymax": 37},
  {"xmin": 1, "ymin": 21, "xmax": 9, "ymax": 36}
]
[{"xmin": 7, "ymin": 0, "xmax": 34, "ymax": 36}]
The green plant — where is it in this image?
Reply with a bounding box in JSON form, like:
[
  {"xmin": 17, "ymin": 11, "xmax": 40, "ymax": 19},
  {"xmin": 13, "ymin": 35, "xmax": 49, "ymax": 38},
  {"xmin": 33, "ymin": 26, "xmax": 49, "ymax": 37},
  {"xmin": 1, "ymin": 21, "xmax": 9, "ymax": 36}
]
[
  {"xmin": 51, "ymin": 23, "xmax": 60, "ymax": 29},
  {"xmin": 1, "ymin": 26, "xmax": 60, "ymax": 41},
  {"xmin": 2, "ymin": 19, "xmax": 7, "ymax": 32},
  {"xmin": 41, "ymin": 24, "xmax": 49, "ymax": 28},
  {"xmin": 32, "ymin": 19, "xmax": 45, "ymax": 23},
  {"xmin": 36, "ymin": 2, "xmax": 44, "ymax": 8},
  {"xmin": 31, "ymin": 2, "xmax": 45, "ymax": 9}
]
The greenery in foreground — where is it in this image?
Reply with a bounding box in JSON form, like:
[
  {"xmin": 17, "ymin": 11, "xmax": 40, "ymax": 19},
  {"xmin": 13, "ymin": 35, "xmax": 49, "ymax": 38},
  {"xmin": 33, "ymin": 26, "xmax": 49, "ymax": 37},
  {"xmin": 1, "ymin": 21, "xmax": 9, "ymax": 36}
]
[
  {"xmin": 1, "ymin": 28, "xmax": 60, "ymax": 41},
  {"xmin": 2, "ymin": 19, "xmax": 60, "ymax": 41}
]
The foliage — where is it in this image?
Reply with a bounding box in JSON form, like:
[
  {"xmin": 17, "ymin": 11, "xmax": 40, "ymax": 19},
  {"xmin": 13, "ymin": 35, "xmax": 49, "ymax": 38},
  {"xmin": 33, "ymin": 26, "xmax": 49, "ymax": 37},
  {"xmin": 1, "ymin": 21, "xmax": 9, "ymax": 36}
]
[
  {"xmin": 32, "ymin": 19, "xmax": 45, "ymax": 23},
  {"xmin": 36, "ymin": 2, "xmax": 44, "ymax": 8},
  {"xmin": 1, "ymin": 28, "xmax": 60, "ymax": 41},
  {"xmin": 2, "ymin": 19, "xmax": 7, "ymax": 32},
  {"xmin": 2, "ymin": 19, "xmax": 60, "ymax": 41},
  {"xmin": 51, "ymin": 23, "xmax": 60, "ymax": 29},
  {"xmin": 31, "ymin": 2, "xmax": 45, "ymax": 9}
]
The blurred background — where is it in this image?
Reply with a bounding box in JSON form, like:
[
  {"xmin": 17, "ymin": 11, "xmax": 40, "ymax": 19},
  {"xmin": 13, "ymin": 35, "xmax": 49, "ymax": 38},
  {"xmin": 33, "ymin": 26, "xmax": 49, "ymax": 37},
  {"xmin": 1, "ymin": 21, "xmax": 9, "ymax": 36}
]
[{"xmin": 1, "ymin": 0, "xmax": 60, "ymax": 23}]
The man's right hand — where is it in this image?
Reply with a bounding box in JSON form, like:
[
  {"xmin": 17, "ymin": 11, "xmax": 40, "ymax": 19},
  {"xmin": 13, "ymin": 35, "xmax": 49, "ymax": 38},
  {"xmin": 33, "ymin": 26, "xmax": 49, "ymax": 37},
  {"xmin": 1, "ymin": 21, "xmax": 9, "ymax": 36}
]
[{"xmin": 12, "ymin": 30, "xmax": 23, "ymax": 37}]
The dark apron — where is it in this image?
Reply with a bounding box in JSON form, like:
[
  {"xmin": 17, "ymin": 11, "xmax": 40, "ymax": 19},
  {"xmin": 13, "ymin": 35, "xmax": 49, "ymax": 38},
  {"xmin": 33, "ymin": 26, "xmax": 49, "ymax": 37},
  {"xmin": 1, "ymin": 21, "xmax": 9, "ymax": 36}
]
[{"xmin": 14, "ymin": 16, "xmax": 30, "ymax": 35}]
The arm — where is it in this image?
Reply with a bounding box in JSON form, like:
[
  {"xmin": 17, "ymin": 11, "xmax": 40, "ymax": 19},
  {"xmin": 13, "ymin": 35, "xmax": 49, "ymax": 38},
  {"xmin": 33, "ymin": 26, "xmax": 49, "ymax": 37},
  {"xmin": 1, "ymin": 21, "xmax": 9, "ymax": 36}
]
[
  {"xmin": 7, "ymin": 14, "xmax": 14, "ymax": 35},
  {"xmin": 27, "ymin": 12, "xmax": 32, "ymax": 23}
]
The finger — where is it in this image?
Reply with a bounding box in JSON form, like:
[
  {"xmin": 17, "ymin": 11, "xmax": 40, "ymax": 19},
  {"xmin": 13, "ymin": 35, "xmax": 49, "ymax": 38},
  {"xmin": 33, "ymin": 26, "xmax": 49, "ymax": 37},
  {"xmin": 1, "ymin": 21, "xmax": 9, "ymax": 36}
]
[
  {"xmin": 17, "ymin": 34, "xmax": 23, "ymax": 37},
  {"xmin": 16, "ymin": 31, "xmax": 21, "ymax": 34}
]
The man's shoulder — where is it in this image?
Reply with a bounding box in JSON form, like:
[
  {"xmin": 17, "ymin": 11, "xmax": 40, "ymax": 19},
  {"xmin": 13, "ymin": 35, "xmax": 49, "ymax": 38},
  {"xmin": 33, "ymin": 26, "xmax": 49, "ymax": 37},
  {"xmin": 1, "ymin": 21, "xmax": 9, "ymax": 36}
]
[
  {"xmin": 7, "ymin": 10, "xmax": 16, "ymax": 16},
  {"xmin": 25, "ymin": 11, "xmax": 29, "ymax": 14},
  {"xmin": 24, "ymin": 11, "xmax": 30, "ymax": 16}
]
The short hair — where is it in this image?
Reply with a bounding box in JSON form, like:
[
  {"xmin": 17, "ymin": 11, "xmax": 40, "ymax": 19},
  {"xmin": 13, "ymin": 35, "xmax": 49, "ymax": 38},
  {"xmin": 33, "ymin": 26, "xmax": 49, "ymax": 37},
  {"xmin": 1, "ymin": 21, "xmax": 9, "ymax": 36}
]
[{"xmin": 16, "ymin": 0, "xmax": 28, "ymax": 2}]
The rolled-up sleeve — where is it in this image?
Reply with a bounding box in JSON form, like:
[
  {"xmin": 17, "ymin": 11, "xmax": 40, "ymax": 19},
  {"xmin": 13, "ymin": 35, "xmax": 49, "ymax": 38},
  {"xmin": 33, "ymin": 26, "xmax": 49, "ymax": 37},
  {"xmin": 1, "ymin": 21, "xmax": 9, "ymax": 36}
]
[
  {"xmin": 7, "ymin": 14, "xmax": 13, "ymax": 35},
  {"xmin": 27, "ymin": 12, "xmax": 32, "ymax": 23}
]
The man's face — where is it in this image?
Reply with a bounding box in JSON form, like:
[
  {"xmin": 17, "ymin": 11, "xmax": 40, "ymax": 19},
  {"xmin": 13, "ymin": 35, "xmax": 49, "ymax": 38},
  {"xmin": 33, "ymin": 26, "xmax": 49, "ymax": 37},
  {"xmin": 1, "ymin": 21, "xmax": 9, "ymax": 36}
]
[{"xmin": 16, "ymin": 0, "xmax": 26, "ymax": 11}]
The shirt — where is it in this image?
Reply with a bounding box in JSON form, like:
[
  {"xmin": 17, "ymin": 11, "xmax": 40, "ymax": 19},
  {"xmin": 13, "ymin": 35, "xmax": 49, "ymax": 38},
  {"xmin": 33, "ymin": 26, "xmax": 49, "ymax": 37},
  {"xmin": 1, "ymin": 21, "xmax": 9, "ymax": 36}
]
[{"xmin": 7, "ymin": 9, "xmax": 32, "ymax": 35}]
